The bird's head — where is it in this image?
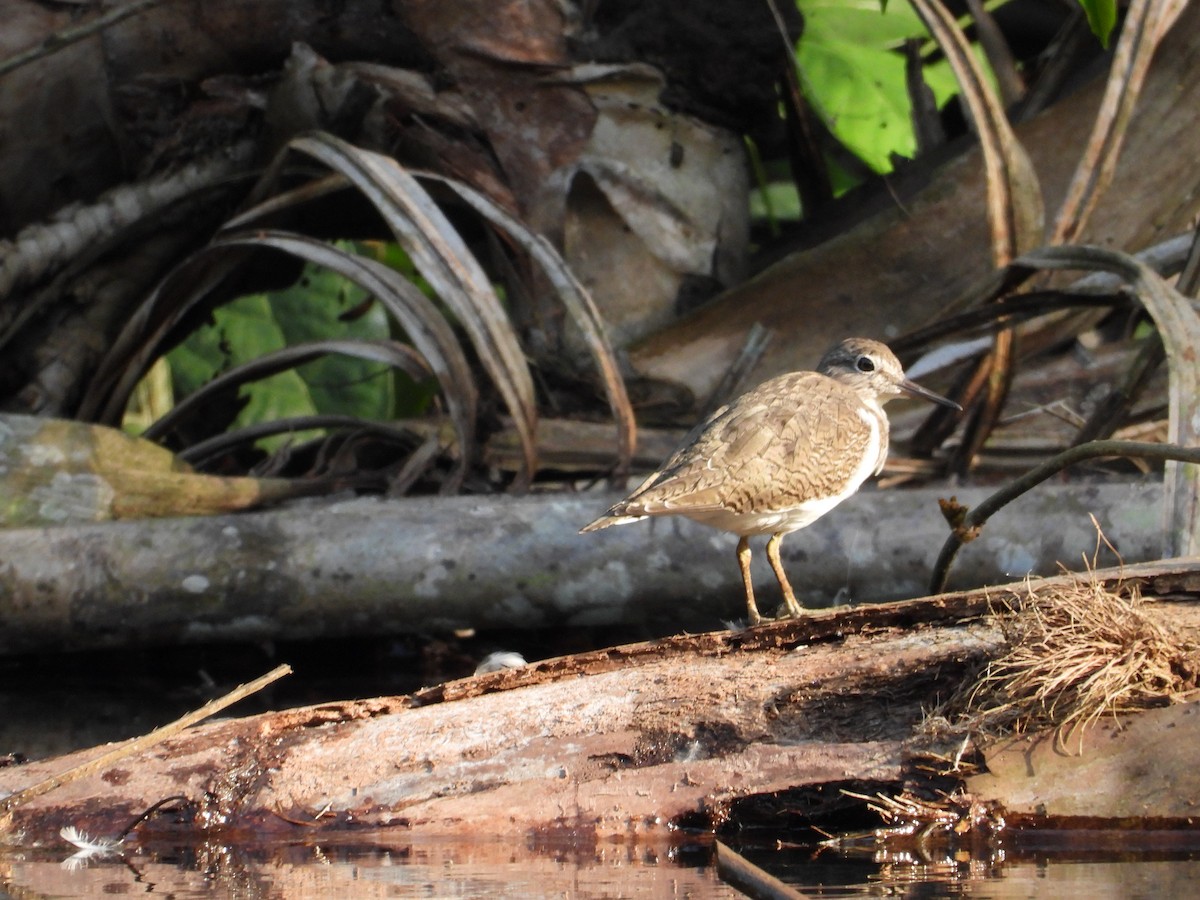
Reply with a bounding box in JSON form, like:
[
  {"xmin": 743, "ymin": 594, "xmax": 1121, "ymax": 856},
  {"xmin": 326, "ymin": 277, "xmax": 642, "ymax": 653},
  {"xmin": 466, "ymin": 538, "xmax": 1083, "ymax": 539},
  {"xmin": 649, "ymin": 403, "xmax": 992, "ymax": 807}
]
[{"xmin": 818, "ymin": 337, "xmax": 961, "ymax": 410}]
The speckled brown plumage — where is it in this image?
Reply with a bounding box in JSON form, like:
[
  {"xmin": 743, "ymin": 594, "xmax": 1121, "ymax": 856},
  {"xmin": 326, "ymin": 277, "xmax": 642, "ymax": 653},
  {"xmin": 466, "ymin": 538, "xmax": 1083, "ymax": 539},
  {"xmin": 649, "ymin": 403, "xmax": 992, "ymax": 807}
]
[
  {"xmin": 613, "ymin": 370, "xmax": 885, "ymax": 520},
  {"xmin": 582, "ymin": 337, "xmax": 959, "ymax": 625}
]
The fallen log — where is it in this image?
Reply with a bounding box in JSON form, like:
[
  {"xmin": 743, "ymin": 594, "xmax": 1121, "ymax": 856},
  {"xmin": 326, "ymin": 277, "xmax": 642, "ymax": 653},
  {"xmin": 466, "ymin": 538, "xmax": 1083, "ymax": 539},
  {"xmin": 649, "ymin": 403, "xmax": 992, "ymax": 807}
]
[
  {"xmin": 0, "ymin": 480, "xmax": 1165, "ymax": 654},
  {"xmin": 3, "ymin": 558, "xmax": 1199, "ymax": 846}
]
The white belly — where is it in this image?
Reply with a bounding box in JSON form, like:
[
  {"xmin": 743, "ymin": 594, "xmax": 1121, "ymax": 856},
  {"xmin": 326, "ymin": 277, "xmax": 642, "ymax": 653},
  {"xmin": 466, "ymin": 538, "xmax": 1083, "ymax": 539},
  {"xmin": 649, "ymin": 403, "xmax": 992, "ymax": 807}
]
[{"xmin": 680, "ymin": 483, "xmax": 860, "ymax": 536}]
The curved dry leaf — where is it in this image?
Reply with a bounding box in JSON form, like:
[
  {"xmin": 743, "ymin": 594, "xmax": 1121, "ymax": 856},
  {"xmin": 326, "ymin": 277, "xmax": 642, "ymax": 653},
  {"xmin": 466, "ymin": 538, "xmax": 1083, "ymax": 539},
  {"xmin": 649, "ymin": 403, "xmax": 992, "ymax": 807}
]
[
  {"xmin": 908, "ymin": 0, "xmax": 1045, "ymax": 472},
  {"xmin": 142, "ymin": 338, "xmax": 431, "ymax": 443},
  {"xmin": 1008, "ymin": 244, "xmax": 1200, "ymax": 557},
  {"xmin": 206, "ymin": 231, "xmax": 480, "ymax": 493},
  {"xmin": 908, "ymin": 0, "xmax": 1044, "ymax": 264},
  {"xmin": 179, "ymin": 414, "xmax": 426, "ymax": 469},
  {"xmin": 418, "ymin": 171, "xmax": 638, "ymax": 476},
  {"xmin": 963, "ymin": 0, "xmax": 1023, "ymax": 108},
  {"xmin": 82, "ymin": 232, "xmax": 479, "ymax": 492},
  {"xmin": 221, "ymin": 172, "xmax": 349, "ymax": 231},
  {"xmin": 278, "ymin": 133, "xmax": 539, "ymax": 489},
  {"xmin": 1051, "ymin": 0, "xmax": 1190, "ymax": 244},
  {"xmin": 78, "ymin": 247, "xmax": 254, "ymax": 422}
]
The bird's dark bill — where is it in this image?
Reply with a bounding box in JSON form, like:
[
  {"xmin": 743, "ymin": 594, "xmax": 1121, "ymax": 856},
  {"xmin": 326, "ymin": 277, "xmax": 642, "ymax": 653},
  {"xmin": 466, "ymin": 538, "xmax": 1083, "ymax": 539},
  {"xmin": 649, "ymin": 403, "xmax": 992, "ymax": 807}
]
[{"xmin": 898, "ymin": 377, "xmax": 961, "ymax": 410}]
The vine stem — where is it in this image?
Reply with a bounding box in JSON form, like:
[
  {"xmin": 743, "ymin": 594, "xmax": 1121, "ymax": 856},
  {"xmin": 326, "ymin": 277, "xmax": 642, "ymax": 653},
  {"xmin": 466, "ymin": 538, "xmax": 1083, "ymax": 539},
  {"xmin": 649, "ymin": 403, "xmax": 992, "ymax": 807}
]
[{"xmin": 929, "ymin": 440, "xmax": 1200, "ymax": 594}]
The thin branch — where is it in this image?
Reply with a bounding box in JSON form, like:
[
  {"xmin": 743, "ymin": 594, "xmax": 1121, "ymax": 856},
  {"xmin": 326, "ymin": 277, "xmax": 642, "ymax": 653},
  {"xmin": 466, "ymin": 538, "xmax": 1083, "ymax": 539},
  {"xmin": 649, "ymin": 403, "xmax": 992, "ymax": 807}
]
[
  {"xmin": 0, "ymin": 664, "xmax": 291, "ymax": 829},
  {"xmin": 929, "ymin": 441, "xmax": 1200, "ymax": 594},
  {"xmin": 0, "ymin": 0, "xmax": 173, "ymax": 79}
]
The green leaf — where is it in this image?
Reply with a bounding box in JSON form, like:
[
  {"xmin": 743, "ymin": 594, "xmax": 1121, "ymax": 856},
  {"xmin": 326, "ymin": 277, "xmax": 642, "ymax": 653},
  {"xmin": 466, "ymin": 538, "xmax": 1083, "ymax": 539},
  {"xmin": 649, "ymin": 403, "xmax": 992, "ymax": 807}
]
[
  {"xmin": 268, "ymin": 254, "xmax": 397, "ymax": 420},
  {"xmin": 167, "ymin": 247, "xmax": 414, "ymax": 451},
  {"xmin": 749, "ymin": 180, "xmax": 803, "ymax": 224},
  {"xmin": 1076, "ymin": 0, "xmax": 1117, "ymax": 48},
  {"xmin": 169, "ymin": 293, "xmax": 319, "ymax": 449},
  {"xmin": 796, "ymin": 0, "xmax": 961, "ymax": 173}
]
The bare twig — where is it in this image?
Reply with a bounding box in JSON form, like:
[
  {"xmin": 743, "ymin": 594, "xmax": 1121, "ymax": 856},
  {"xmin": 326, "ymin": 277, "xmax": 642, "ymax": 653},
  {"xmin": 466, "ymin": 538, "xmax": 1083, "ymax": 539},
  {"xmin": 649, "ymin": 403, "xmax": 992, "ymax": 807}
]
[
  {"xmin": 0, "ymin": 664, "xmax": 292, "ymax": 830},
  {"xmin": 0, "ymin": 0, "xmax": 173, "ymax": 79},
  {"xmin": 930, "ymin": 441, "xmax": 1200, "ymax": 593}
]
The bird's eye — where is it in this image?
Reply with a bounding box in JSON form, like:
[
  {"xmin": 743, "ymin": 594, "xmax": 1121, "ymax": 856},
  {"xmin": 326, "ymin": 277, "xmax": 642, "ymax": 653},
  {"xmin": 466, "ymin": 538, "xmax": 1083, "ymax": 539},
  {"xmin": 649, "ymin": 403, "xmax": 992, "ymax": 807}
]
[{"xmin": 856, "ymin": 355, "xmax": 875, "ymax": 372}]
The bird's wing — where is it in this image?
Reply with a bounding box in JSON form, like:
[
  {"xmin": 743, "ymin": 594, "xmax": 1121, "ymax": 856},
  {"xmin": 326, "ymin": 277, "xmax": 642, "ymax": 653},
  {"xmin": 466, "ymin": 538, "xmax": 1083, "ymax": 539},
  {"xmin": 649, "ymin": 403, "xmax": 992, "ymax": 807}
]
[
  {"xmin": 753, "ymin": 378, "xmax": 882, "ymax": 510},
  {"xmin": 613, "ymin": 372, "xmax": 879, "ymax": 517},
  {"xmin": 585, "ymin": 398, "xmax": 767, "ymax": 520}
]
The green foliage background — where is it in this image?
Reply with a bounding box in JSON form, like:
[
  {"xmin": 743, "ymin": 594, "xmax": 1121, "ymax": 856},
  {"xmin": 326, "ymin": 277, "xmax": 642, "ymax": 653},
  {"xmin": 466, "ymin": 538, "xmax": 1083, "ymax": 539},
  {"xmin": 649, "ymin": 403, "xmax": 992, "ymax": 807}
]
[
  {"xmin": 796, "ymin": 0, "xmax": 965, "ymax": 174},
  {"xmin": 164, "ymin": 245, "xmax": 409, "ymax": 449}
]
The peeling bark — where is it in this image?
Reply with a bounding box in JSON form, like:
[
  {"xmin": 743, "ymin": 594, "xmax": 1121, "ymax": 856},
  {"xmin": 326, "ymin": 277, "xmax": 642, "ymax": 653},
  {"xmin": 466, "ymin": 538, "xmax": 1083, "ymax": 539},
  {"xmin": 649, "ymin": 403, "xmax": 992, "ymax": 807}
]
[{"xmin": 2, "ymin": 560, "xmax": 1198, "ymax": 845}]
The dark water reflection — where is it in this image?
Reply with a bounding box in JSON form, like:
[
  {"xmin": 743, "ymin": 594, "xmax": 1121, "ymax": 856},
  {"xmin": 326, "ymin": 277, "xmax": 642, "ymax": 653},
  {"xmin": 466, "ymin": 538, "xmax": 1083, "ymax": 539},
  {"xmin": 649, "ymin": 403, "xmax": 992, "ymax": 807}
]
[
  {"xmin": 756, "ymin": 844, "xmax": 1200, "ymax": 898},
  {"xmin": 4, "ymin": 837, "xmax": 738, "ymax": 898},
  {"xmin": 4, "ymin": 836, "xmax": 1200, "ymax": 898}
]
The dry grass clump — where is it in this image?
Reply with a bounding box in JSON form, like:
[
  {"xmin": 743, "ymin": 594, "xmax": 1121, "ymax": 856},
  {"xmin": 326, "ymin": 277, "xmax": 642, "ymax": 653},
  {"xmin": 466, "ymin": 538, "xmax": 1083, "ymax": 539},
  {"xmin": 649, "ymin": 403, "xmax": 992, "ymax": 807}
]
[{"xmin": 938, "ymin": 569, "xmax": 1196, "ymax": 748}]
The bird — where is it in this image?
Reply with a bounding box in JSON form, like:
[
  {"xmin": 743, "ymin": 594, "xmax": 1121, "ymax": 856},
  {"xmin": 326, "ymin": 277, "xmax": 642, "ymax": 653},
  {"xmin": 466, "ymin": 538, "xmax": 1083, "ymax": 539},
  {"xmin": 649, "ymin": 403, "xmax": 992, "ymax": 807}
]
[{"xmin": 580, "ymin": 337, "xmax": 960, "ymax": 625}]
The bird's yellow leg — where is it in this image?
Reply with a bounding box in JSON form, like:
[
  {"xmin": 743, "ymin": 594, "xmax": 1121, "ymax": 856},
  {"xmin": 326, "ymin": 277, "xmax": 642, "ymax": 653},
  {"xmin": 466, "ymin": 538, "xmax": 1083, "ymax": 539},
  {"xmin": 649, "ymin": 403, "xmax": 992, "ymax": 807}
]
[
  {"xmin": 767, "ymin": 532, "xmax": 805, "ymax": 618},
  {"xmin": 736, "ymin": 536, "xmax": 763, "ymax": 626}
]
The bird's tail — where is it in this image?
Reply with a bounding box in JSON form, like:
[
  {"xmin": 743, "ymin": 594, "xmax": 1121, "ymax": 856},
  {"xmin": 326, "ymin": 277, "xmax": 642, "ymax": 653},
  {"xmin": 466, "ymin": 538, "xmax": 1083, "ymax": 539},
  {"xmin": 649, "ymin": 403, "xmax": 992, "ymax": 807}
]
[{"xmin": 579, "ymin": 511, "xmax": 645, "ymax": 533}]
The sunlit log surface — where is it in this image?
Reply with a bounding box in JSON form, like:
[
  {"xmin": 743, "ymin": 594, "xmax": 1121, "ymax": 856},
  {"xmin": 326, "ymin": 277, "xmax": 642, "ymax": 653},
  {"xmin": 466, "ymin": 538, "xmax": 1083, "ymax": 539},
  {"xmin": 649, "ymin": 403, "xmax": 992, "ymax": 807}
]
[{"xmin": 2, "ymin": 559, "xmax": 1198, "ymax": 845}]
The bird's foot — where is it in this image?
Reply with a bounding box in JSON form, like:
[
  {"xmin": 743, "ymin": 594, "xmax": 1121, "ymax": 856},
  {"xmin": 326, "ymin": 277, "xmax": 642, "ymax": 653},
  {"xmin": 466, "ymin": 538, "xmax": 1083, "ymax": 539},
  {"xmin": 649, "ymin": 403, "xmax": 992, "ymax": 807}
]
[
  {"xmin": 772, "ymin": 595, "xmax": 811, "ymax": 621},
  {"xmin": 745, "ymin": 606, "xmax": 810, "ymax": 627},
  {"xmin": 780, "ymin": 591, "xmax": 807, "ymax": 619}
]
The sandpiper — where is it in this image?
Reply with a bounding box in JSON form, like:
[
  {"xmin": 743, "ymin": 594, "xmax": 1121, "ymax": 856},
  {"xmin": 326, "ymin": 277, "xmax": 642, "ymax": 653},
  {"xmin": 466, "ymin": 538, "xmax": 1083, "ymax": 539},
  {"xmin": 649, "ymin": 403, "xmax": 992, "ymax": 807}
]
[{"xmin": 581, "ymin": 337, "xmax": 959, "ymax": 625}]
